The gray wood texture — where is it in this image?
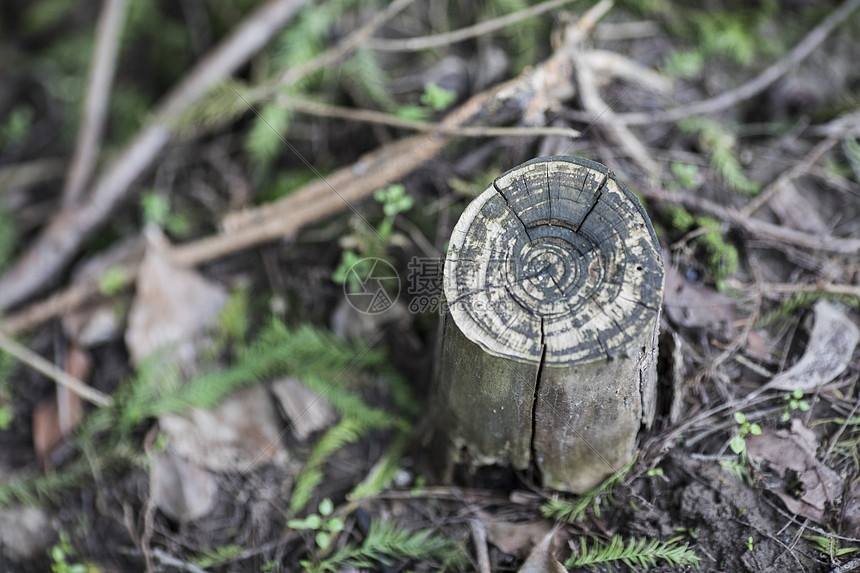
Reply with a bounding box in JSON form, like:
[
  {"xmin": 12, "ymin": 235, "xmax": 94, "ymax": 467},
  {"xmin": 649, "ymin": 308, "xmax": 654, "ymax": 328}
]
[{"xmin": 432, "ymin": 156, "xmax": 664, "ymax": 492}]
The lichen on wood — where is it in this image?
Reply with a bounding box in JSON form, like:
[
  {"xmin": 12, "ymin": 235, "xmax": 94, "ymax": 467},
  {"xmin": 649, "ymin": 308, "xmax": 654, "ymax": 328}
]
[{"xmin": 432, "ymin": 155, "xmax": 664, "ymax": 492}]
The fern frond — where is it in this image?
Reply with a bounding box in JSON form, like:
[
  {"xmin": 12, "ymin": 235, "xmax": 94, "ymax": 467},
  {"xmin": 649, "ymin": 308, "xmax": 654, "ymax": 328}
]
[
  {"xmin": 175, "ymin": 80, "xmax": 252, "ymax": 133},
  {"xmin": 679, "ymin": 118, "xmax": 759, "ymax": 195},
  {"xmin": 541, "ymin": 457, "xmax": 634, "ymax": 523},
  {"xmin": 348, "ymin": 431, "xmax": 409, "ymax": 500},
  {"xmin": 290, "ymin": 417, "xmax": 370, "ymax": 514},
  {"xmin": 246, "ymin": 102, "xmax": 292, "ymax": 169},
  {"xmin": 309, "ymin": 519, "xmax": 467, "ymax": 572},
  {"xmin": 342, "ymin": 47, "xmax": 395, "ymax": 110},
  {"xmin": 567, "ymin": 535, "xmax": 701, "ymax": 570}
]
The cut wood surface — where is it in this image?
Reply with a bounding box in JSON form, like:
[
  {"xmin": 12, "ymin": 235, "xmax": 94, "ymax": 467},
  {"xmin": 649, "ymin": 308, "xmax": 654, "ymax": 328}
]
[{"xmin": 433, "ymin": 156, "xmax": 664, "ymax": 492}]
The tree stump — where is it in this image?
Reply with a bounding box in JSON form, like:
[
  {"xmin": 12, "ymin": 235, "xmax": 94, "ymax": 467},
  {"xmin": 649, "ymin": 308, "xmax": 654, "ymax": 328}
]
[{"xmin": 432, "ymin": 156, "xmax": 664, "ymax": 493}]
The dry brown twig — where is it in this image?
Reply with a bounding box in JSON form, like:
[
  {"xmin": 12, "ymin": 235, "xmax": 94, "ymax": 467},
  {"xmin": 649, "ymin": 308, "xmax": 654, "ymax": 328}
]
[
  {"xmin": 277, "ymin": 95, "xmax": 581, "ymax": 139},
  {"xmin": 62, "ymin": 0, "xmax": 128, "ymax": 207}
]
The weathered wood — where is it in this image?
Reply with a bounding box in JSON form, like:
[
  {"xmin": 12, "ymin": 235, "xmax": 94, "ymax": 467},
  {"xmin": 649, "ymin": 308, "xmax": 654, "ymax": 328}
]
[{"xmin": 432, "ymin": 156, "xmax": 664, "ymax": 493}]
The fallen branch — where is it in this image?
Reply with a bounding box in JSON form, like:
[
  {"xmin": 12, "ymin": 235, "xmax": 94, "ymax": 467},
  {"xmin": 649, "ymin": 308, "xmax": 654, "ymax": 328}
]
[{"xmin": 0, "ymin": 0, "xmax": 309, "ymax": 312}]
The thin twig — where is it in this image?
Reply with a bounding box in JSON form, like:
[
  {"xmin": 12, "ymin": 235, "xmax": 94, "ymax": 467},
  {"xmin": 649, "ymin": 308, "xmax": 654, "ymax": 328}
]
[
  {"xmin": 0, "ymin": 158, "xmax": 66, "ymax": 191},
  {"xmin": 0, "ymin": 329, "xmax": 112, "ymax": 407},
  {"xmin": 640, "ymin": 187, "xmax": 860, "ymax": 254},
  {"xmin": 572, "ymin": 47, "xmax": 659, "ymax": 177},
  {"xmin": 366, "ymin": 0, "xmax": 578, "ymax": 51},
  {"xmin": 0, "ymin": 0, "xmax": 309, "ymax": 312},
  {"xmin": 740, "ymin": 136, "xmax": 841, "ymax": 217},
  {"xmin": 614, "ymin": 0, "xmax": 860, "ymax": 125},
  {"xmin": 62, "ymin": 0, "xmax": 128, "ymax": 207},
  {"xmin": 724, "ymin": 279, "xmax": 860, "ymax": 299},
  {"xmin": 279, "ymin": 95, "xmax": 580, "ymax": 138}
]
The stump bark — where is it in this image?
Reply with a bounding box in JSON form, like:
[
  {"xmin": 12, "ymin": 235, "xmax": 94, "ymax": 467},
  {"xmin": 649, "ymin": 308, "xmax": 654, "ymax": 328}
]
[{"xmin": 432, "ymin": 156, "xmax": 664, "ymax": 493}]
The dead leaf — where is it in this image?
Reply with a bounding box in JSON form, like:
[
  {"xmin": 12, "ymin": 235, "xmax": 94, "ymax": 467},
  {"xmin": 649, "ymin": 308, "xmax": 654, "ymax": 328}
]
[
  {"xmin": 125, "ymin": 241, "xmax": 226, "ymax": 365},
  {"xmin": 0, "ymin": 505, "xmax": 53, "ymax": 562},
  {"xmin": 767, "ymin": 300, "xmax": 859, "ymax": 391},
  {"xmin": 663, "ymin": 263, "xmax": 742, "ymax": 330},
  {"xmin": 746, "ymin": 419, "xmax": 843, "ymax": 524},
  {"xmin": 158, "ymin": 385, "xmax": 288, "ymax": 473},
  {"xmin": 517, "ymin": 529, "xmax": 566, "ymax": 573},
  {"xmin": 150, "ymin": 446, "xmax": 218, "ymax": 522},
  {"xmin": 485, "ymin": 519, "xmax": 553, "ymax": 557},
  {"xmin": 270, "ymin": 377, "xmax": 336, "ymax": 441}
]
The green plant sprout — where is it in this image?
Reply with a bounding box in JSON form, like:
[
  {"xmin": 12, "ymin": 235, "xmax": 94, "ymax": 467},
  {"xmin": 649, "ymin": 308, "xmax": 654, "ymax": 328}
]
[
  {"xmin": 49, "ymin": 531, "xmax": 91, "ymax": 573},
  {"xmin": 373, "ymin": 183, "xmax": 414, "ymax": 240},
  {"xmin": 332, "ymin": 183, "xmax": 412, "ymax": 291},
  {"xmin": 730, "ymin": 411, "xmax": 762, "ymax": 456},
  {"xmin": 396, "ymin": 83, "xmax": 458, "ymax": 120},
  {"xmin": 332, "ymin": 250, "xmax": 374, "ymax": 293},
  {"xmin": 781, "ymin": 389, "xmax": 810, "ymax": 422},
  {"xmin": 288, "ymin": 498, "xmax": 346, "ymax": 550},
  {"xmin": 420, "ymin": 83, "xmax": 457, "ymax": 111},
  {"xmin": 646, "ymin": 467, "xmax": 664, "ymax": 477},
  {"xmin": 805, "ymin": 533, "xmax": 859, "ymax": 561}
]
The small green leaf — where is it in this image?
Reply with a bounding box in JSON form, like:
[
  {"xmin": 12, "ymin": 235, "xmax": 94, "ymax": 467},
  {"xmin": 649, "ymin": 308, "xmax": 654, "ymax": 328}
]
[
  {"xmin": 749, "ymin": 424, "xmax": 762, "ymax": 436},
  {"xmin": 798, "ymin": 400, "xmax": 810, "ymax": 412},
  {"xmin": 306, "ymin": 514, "xmax": 322, "ymax": 530},
  {"xmin": 287, "ymin": 518, "xmax": 311, "ymax": 530},
  {"xmin": 730, "ymin": 434, "xmax": 746, "ymax": 454},
  {"xmin": 328, "ymin": 517, "xmax": 345, "ymax": 532},
  {"xmin": 792, "ymin": 388, "xmax": 804, "ymax": 399},
  {"xmin": 318, "ymin": 498, "xmax": 334, "ymax": 517},
  {"xmin": 395, "ymin": 105, "xmax": 430, "ymax": 121},
  {"xmin": 733, "ymin": 412, "xmax": 746, "ymax": 425},
  {"xmin": 141, "ymin": 191, "xmax": 171, "ymax": 227},
  {"xmin": 420, "ymin": 83, "xmax": 457, "ymax": 111},
  {"xmin": 315, "ymin": 531, "xmax": 331, "ymax": 550}
]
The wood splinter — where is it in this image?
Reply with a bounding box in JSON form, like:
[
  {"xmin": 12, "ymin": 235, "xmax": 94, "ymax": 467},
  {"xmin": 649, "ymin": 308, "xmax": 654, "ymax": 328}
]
[{"xmin": 431, "ymin": 156, "xmax": 664, "ymax": 493}]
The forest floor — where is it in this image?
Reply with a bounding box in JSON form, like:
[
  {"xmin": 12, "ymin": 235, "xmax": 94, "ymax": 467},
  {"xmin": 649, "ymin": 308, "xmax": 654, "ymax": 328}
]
[{"xmin": 1, "ymin": 0, "xmax": 860, "ymax": 571}]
